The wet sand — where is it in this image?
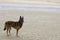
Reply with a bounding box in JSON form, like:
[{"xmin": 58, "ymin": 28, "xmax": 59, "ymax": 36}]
[{"xmin": 0, "ymin": 9, "xmax": 60, "ymax": 40}]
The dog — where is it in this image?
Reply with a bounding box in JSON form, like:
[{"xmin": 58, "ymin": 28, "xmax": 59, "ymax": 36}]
[{"xmin": 4, "ymin": 16, "xmax": 24, "ymax": 37}]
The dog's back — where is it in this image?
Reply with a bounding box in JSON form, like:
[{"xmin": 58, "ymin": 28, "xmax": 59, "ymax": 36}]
[{"xmin": 4, "ymin": 21, "xmax": 23, "ymax": 30}]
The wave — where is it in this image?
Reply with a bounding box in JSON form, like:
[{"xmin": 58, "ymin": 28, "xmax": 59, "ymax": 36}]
[{"xmin": 0, "ymin": 3, "xmax": 60, "ymax": 11}]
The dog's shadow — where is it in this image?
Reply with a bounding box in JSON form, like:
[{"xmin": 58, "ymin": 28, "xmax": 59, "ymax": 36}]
[{"xmin": 0, "ymin": 34, "xmax": 23, "ymax": 40}]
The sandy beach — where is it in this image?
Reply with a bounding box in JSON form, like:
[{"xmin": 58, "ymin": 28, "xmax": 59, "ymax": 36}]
[
  {"xmin": 0, "ymin": 9, "xmax": 60, "ymax": 40},
  {"xmin": 0, "ymin": 2, "xmax": 60, "ymax": 40}
]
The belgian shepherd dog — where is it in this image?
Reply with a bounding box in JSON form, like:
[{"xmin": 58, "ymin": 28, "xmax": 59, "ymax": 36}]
[{"xmin": 4, "ymin": 16, "xmax": 24, "ymax": 37}]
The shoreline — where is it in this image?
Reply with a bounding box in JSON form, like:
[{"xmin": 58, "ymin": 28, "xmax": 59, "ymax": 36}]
[{"xmin": 0, "ymin": 3, "xmax": 60, "ymax": 12}]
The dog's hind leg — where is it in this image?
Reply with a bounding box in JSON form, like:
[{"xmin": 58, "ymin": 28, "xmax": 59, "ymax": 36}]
[
  {"xmin": 6, "ymin": 26, "xmax": 10, "ymax": 36},
  {"xmin": 6, "ymin": 28, "xmax": 9, "ymax": 36},
  {"xmin": 9, "ymin": 27, "xmax": 11, "ymax": 36}
]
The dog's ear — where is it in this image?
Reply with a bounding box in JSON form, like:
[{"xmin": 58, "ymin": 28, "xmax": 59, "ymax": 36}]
[
  {"xmin": 22, "ymin": 16, "xmax": 24, "ymax": 22},
  {"xmin": 20, "ymin": 16, "xmax": 21, "ymax": 19},
  {"xmin": 22, "ymin": 16, "xmax": 24, "ymax": 19}
]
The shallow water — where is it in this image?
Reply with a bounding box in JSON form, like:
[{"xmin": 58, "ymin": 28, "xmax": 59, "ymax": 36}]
[{"xmin": 0, "ymin": 3, "xmax": 60, "ymax": 12}]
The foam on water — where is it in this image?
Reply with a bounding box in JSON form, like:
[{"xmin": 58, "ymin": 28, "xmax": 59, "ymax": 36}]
[{"xmin": 0, "ymin": 3, "xmax": 60, "ymax": 12}]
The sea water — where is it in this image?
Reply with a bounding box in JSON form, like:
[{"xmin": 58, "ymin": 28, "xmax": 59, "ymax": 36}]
[{"xmin": 0, "ymin": 3, "xmax": 60, "ymax": 12}]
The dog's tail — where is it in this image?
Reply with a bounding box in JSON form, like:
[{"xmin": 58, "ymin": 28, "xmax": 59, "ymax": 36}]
[
  {"xmin": 4, "ymin": 25, "xmax": 6, "ymax": 31},
  {"xmin": 4, "ymin": 27, "xmax": 6, "ymax": 31}
]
